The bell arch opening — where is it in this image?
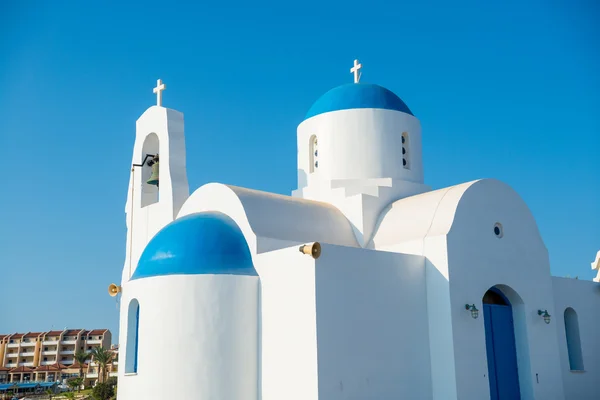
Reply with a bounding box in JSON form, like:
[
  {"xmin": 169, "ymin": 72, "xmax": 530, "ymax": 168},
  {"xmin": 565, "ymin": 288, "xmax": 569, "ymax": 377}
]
[{"xmin": 141, "ymin": 133, "xmax": 159, "ymax": 207}]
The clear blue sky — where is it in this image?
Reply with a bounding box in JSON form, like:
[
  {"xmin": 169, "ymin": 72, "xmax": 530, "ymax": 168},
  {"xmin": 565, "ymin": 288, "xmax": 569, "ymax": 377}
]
[{"xmin": 0, "ymin": 0, "xmax": 598, "ymax": 341}]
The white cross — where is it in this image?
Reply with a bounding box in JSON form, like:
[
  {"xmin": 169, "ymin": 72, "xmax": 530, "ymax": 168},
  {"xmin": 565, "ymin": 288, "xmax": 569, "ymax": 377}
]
[
  {"xmin": 153, "ymin": 79, "xmax": 166, "ymax": 106},
  {"xmin": 350, "ymin": 59, "xmax": 362, "ymax": 83}
]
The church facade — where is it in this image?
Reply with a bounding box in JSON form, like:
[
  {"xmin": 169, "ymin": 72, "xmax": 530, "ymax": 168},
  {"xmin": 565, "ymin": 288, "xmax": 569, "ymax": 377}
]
[{"xmin": 113, "ymin": 66, "xmax": 599, "ymax": 400}]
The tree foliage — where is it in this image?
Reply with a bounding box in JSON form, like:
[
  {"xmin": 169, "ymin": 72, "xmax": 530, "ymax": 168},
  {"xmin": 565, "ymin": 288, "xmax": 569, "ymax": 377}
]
[
  {"xmin": 89, "ymin": 347, "xmax": 114, "ymax": 383},
  {"xmin": 74, "ymin": 350, "xmax": 92, "ymax": 378},
  {"xmin": 67, "ymin": 377, "xmax": 83, "ymax": 392}
]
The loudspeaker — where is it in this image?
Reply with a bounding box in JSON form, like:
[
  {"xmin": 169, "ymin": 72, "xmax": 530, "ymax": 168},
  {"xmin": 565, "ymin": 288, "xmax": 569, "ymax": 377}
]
[
  {"xmin": 108, "ymin": 283, "xmax": 122, "ymax": 297},
  {"xmin": 299, "ymin": 242, "xmax": 321, "ymax": 259}
]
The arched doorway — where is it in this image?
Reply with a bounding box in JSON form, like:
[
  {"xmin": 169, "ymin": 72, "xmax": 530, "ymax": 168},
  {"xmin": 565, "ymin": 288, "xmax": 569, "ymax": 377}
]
[{"xmin": 483, "ymin": 288, "xmax": 521, "ymax": 400}]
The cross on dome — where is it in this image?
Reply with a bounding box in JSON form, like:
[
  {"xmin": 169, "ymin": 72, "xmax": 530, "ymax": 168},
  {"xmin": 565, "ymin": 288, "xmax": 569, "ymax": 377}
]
[
  {"xmin": 350, "ymin": 59, "xmax": 362, "ymax": 83},
  {"xmin": 153, "ymin": 79, "xmax": 166, "ymax": 106}
]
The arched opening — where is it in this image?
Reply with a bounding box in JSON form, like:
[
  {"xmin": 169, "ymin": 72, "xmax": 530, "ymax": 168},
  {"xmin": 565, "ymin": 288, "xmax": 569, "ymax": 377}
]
[
  {"xmin": 482, "ymin": 286, "xmax": 525, "ymax": 400},
  {"xmin": 309, "ymin": 135, "xmax": 318, "ymax": 173},
  {"xmin": 564, "ymin": 307, "xmax": 584, "ymax": 371},
  {"xmin": 401, "ymin": 132, "xmax": 410, "ymax": 169},
  {"xmin": 141, "ymin": 133, "xmax": 159, "ymax": 207},
  {"xmin": 125, "ymin": 299, "xmax": 140, "ymax": 374}
]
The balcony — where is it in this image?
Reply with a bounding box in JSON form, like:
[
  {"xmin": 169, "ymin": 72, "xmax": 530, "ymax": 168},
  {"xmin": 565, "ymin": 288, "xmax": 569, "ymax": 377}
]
[
  {"xmin": 86, "ymin": 339, "xmax": 102, "ymax": 345},
  {"xmin": 42, "ymin": 350, "xmax": 57, "ymax": 356},
  {"xmin": 6, "ymin": 343, "xmax": 19, "ymax": 348},
  {"xmin": 18, "ymin": 362, "xmax": 34, "ymax": 367},
  {"xmin": 20, "ymin": 341, "xmax": 36, "ymax": 347},
  {"xmin": 20, "ymin": 352, "xmax": 35, "ymax": 357},
  {"xmin": 5, "ymin": 353, "xmax": 18, "ymax": 358},
  {"xmin": 86, "ymin": 372, "xmax": 98, "ymax": 378},
  {"xmin": 61, "ymin": 360, "xmax": 74, "ymax": 365},
  {"xmin": 60, "ymin": 350, "xmax": 75, "ymax": 355},
  {"xmin": 5, "ymin": 364, "xmax": 16, "ymax": 368},
  {"xmin": 61, "ymin": 340, "xmax": 76, "ymax": 345},
  {"xmin": 41, "ymin": 361, "xmax": 57, "ymax": 366},
  {"xmin": 42, "ymin": 340, "xmax": 59, "ymax": 345}
]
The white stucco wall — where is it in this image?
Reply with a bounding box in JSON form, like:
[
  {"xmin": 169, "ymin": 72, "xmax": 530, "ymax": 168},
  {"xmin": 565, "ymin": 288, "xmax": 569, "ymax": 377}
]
[
  {"xmin": 369, "ymin": 181, "xmax": 475, "ymax": 400},
  {"xmin": 552, "ymin": 277, "xmax": 600, "ymax": 400},
  {"xmin": 313, "ymin": 244, "xmax": 431, "ymax": 400},
  {"xmin": 117, "ymin": 274, "xmax": 258, "ymax": 400},
  {"xmin": 254, "ymin": 246, "xmax": 320, "ymax": 400}
]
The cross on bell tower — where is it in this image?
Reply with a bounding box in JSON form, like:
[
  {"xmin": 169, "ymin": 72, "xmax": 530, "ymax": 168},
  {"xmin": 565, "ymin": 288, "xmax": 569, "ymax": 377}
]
[{"xmin": 153, "ymin": 79, "xmax": 166, "ymax": 106}]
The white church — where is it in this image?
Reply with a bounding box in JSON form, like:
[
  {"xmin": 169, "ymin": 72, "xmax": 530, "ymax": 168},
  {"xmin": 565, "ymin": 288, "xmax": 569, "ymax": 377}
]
[{"xmin": 112, "ymin": 61, "xmax": 599, "ymax": 400}]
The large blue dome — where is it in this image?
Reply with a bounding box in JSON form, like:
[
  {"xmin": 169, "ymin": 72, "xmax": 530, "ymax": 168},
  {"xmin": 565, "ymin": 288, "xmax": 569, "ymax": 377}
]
[
  {"xmin": 131, "ymin": 212, "xmax": 257, "ymax": 280},
  {"xmin": 305, "ymin": 83, "xmax": 413, "ymax": 120}
]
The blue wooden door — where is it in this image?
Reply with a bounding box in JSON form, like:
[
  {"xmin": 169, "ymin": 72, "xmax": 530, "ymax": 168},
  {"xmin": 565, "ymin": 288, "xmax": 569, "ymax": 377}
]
[{"xmin": 483, "ymin": 304, "xmax": 521, "ymax": 400}]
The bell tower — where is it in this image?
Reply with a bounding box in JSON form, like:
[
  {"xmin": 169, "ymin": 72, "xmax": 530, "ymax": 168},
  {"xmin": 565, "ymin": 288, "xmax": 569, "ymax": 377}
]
[{"xmin": 122, "ymin": 79, "xmax": 190, "ymax": 282}]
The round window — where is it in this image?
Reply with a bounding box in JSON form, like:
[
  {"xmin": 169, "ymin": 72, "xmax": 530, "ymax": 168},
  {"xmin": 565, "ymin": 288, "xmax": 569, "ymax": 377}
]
[{"xmin": 493, "ymin": 223, "xmax": 503, "ymax": 238}]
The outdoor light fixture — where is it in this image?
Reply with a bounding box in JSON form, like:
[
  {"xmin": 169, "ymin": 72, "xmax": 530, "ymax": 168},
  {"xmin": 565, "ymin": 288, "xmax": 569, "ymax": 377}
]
[
  {"xmin": 538, "ymin": 309, "xmax": 551, "ymax": 324},
  {"xmin": 465, "ymin": 304, "xmax": 479, "ymax": 319}
]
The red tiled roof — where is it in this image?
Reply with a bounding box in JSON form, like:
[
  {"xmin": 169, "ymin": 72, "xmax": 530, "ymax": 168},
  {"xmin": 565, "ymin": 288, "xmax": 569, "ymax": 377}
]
[
  {"xmin": 70, "ymin": 361, "xmax": 89, "ymax": 369},
  {"xmin": 24, "ymin": 332, "xmax": 43, "ymax": 338},
  {"xmin": 45, "ymin": 330, "xmax": 63, "ymax": 336},
  {"xmin": 88, "ymin": 329, "xmax": 107, "ymax": 335},
  {"xmin": 35, "ymin": 364, "xmax": 65, "ymax": 372},
  {"xmin": 81, "ymin": 330, "xmax": 90, "ymax": 336},
  {"xmin": 64, "ymin": 329, "xmax": 83, "ymax": 336},
  {"xmin": 11, "ymin": 333, "xmax": 25, "ymax": 339},
  {"xmin": 9, "ymin": 366, "xmax": 34, "ymax": 373},
  {"xmin": 0, "ymin": 367, "xmax": 10, "ymax": 372}
]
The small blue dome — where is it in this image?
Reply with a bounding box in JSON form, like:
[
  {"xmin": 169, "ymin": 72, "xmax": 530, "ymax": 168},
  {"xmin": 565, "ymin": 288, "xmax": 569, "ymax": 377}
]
[
  {"xmin": 132, "ymin": 212, "xmax": 257, "ymax": 280},
  {"xmin": 305, "ymin": 83, "xmax": 413, "ymax": 120}
]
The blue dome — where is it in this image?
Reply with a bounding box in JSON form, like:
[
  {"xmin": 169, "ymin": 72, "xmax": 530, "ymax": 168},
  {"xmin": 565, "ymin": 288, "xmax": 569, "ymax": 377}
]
[
  {"xmin": 132, "ymin": 212, "xmax": 257, "ymax": 280},
  {"xmin": 305, "ymin": 83, "xmax": 413, "ymax": 120}
]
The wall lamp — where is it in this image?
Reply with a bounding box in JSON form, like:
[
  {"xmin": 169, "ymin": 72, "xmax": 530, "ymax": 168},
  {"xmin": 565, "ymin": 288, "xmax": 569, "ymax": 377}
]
[
  {"xmin": 465, "ymin": 304, "xmax": 479, "ymax": 319},
  {"xmin": 537, "ymin": 309, "xmax": 551, "ymax": 324}
]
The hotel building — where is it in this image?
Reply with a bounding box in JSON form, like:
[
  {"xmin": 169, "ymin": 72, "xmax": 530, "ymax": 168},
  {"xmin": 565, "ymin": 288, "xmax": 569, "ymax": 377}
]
[{"xmin": 0, "ymin": 329, "xmax": 112, "ymax": 384}]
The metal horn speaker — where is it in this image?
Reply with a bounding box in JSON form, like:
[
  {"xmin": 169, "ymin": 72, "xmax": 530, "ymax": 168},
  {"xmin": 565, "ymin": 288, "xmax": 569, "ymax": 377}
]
[
  {"xmin": 299, "ymin": 242, "xmax": 321, "ymax": 259},
  {"xmin": 108, "ymin": 283, "xmax": 122, "ymax": 297}
]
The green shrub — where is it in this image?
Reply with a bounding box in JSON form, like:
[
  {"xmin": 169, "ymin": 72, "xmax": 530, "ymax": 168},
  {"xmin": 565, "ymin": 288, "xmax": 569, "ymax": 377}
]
[
  {"xmin": 106, "ymin": 376, "xmax": 118, "ymax": 387},
  {"xmin": 92, "ymin": 382, "xmax": 115, "ymax": 400}
]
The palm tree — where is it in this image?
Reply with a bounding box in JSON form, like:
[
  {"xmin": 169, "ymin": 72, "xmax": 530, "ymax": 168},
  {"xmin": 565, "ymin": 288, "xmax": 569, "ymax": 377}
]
[
  {"xmin": 74, "ymin": 350, "xmax": 91, "ymax": 378},
  {"xmin": 89, "ymin": 347, "xmax": 114, "ymax": 384}
]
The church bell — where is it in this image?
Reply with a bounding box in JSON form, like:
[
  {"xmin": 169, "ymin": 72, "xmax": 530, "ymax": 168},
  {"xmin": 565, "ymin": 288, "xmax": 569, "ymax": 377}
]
[{"xmin": 147, "ymin": 155, "xmax": 159, "ymax": 186}]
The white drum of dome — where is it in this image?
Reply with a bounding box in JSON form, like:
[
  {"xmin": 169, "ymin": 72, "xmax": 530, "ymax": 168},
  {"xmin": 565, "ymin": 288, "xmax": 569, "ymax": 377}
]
[{"xmin": 116, "ymin": 212, "xmax": 259, "ymax": 400}]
